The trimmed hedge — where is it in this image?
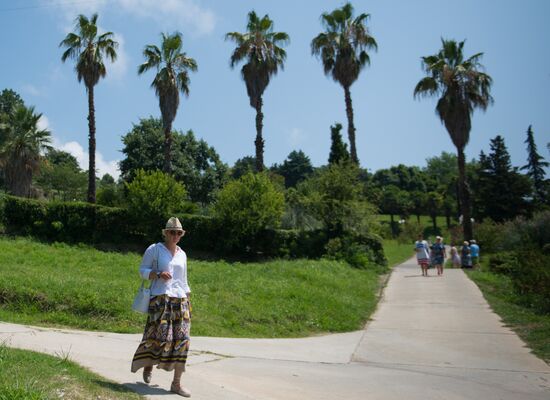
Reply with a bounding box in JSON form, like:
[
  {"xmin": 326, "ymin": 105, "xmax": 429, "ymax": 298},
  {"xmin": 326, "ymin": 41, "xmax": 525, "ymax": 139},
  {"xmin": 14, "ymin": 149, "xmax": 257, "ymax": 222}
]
[
  {"xmin": 1, "ymin": 196, "xmax": 332, "ymax": 259},
  {"xmin": 2, "ymin": 195, "xmax": 142, "ymax": 245}
]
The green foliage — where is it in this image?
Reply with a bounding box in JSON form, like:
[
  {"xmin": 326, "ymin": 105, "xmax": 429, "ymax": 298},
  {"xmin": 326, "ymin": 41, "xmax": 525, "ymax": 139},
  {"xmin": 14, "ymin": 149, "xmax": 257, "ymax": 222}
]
[
  {"xmin": 120, "ymin": 118, "xmax": 227, "ymax": 204},
  {"xmin": 473, "ymin": 136, "xmax": 532, "ymax": 222},
  {"xmin": 2, "ymin": 195, "xmax": 136, "ymax": 245},
  {"xmin": 34, "ymin": 149, "xmax": 87, "ymax": 201},
  {"xmin": 125, "ymin": 169, "xmax": 193, "ymax": 241},
  {"xmin": 213, "ymin": 172, "xmax": 285, "ymax": 253},
  {"xmin": 521, "ymin": 125, "xmax": 549, "ymax": 205},
  {"xmin": 325, "ymin": 233, "xmax": 386, "ymax": 270},
  {"xmin": 231, "ymin": 156, "xmax": 256, "ymax": 180},
  {"xmin": 271, "ymin": 150, "xmax": 314, "ymax": 188},
  {"xmin": 328, "ymin": 122, "xmax": 350, "ymax": 165},
  {"xmin": 0, "ymin": 237, "xmax": 385, "ymax": 338},
  {"xmin": 299, "ymin": 163, "xmax": 379, "ymax": 238}
]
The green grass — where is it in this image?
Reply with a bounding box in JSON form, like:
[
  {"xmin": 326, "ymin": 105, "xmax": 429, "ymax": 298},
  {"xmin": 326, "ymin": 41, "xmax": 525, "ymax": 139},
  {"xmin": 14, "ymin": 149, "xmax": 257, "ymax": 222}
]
[
  {"xmin": 466, "ymin": 267, "xmax": 550, "ymax": 363},
  {"xmin": 382, "ymin": 239, "xmax": 413, "ymax": 267},
  {"xmin": 0, "ymin": 236, "xmax": 393, "ymax": 338},
  {"xmin": 0, "ymin": 344, "xmax": 141, "ymax": 399}
]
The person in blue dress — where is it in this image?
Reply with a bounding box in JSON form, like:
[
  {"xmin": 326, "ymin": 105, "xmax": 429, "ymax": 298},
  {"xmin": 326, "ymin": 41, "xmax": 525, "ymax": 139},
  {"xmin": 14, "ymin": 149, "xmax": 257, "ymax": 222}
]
[
  {"xmin": 461, "ymin": 241, "xmax": 472, "ymax": 269},
  {"xmin": 430, "ymin": 236, "xmax": 447, "ymax": 276},
  {"xmin": 470, "ymin": 240, "xmax": 480, "ymax": 268}
]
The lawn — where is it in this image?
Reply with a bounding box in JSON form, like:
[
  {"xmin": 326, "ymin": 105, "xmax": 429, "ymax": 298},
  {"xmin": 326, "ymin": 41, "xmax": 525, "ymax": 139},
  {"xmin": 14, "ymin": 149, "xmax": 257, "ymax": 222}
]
[
  {"xmin": 0, "ymin": 344, "xmax": 141, "ymax": 399},
  {"xmin": 0, "ymin": 236, "xmax": 409, "ymax": 338},
  {"xmin": 466, "ymin": 268, "xmax": 550, "ymax": 363}
]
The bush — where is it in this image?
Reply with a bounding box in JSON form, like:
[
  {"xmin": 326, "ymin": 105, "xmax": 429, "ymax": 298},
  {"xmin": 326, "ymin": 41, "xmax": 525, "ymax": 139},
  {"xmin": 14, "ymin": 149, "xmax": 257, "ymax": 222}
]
[
  {"xmin": 511, "ymin": 251, "xmax": 550, "ymax": 313},
  {"xmin": 397, "ymin": 221, "xmax": 423, "ymax": 244},
  {"xmin": 213, "ymin": 172, "xmax": 285, "ymax": 253},
  {"xmin": 126, "ymin": 169, "xmax": 195, "ymax": 242},
  {"xmin": 487, "ymin": 251, "xmax": 520, "ymax": 275},
  {"xmin": 325, "ymin": 233, "xmax": 386, "ymax": 269}
]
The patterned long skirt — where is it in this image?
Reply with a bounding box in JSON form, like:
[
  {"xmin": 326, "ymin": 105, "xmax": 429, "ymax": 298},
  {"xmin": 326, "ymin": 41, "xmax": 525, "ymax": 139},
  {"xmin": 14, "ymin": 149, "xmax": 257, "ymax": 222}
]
[{"xmin": 131, "ymin": 295, "xmax": 191, "ymax": 373}]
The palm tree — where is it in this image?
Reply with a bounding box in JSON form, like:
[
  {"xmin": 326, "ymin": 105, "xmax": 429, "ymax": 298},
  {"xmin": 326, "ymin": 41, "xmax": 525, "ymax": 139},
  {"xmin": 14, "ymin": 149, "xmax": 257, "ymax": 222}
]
[
  {"xmin": 0, "ymin": 105, "xmax": 52, "ymax": 197},
  {"xmin": 311, "ymin": 3, "xmax": 377, "ymax": 165},
  {"xmin": 414, "ymin": 39, "xmax": 493, "ymax": 240},
  {"xmin": 226, "ymin": 11, "xmax": 289, "ymax": 172},
  {"xmin": 59, "ymin": 13, "xmax": 118, "ymax": 203},
  {"xmin": 138, "ymin": 32, "xmax": 197, "ymax": 174}
]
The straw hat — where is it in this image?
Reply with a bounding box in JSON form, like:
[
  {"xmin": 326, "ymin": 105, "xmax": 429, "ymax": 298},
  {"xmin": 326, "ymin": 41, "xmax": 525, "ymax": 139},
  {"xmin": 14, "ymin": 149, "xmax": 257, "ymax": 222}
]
[
  {"xmin": 463, "ymin": 240, "xmax": 469, "ymax": 245},
  {"xmin": 162, "ymin": 217, "xmax": 184, "ymax": 233}
]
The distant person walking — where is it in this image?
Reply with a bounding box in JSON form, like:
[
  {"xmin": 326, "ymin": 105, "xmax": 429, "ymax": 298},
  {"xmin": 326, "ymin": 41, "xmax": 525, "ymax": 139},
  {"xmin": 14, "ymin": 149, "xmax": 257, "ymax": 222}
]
[
  {"xmin": 131, "ymin": 217, "xmax": 192, "ymax": 397},
  {"xmin": 470, "ymin": 240, "xmax": 480, "ymax": 268},
  {"xmin": 431, "ymin": 236, "xmax": 447, "ymax": 276},
  {"xmin": 461, "ymin": 241, "xmax": 472, "ymax": 269},
  {"xmin": 450, "ymin": 245, "xmax": 461, "ymax": 268},
  {"xmin": 415, "ymin": 234, "xmax": 431, "ymax": 277}
]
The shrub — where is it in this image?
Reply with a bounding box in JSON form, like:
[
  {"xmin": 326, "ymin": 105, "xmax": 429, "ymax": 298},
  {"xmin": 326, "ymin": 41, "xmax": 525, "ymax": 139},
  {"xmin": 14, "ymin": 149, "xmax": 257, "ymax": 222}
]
[
  {"xmin": 213, "ymin": 172, "xmax": 285, "ymax": 253},
  {"xmin": 325, "ymin": 233, "xmax": 386, "ymax": 269},
  {"xmin": 126, "ymin": 169, "xmax": 194, "ymax": 242},
  {"xmin": 511, "ymin": 250, "xmax": 550, "ymax": 313},
  {"xmin": 487, "ymin": 251, "xmax": 520, "ymax": 275},
  {"xmin": 397, "ymin": 221, "xmax": 423, "ymax": 244}
]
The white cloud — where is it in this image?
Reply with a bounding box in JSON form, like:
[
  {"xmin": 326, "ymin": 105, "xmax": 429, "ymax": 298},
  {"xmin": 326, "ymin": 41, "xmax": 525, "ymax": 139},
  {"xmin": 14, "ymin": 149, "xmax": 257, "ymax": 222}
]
[
  {"xmin": 52, "ymin": 138, "xmax": 121, "ymax": 180},
  {"xmin": 22, "ymin": 84, "xmax": 43, "ymax": 97},
  {"xmin": 117, "ymin": 0, "xmax": 216, "ymax": 35},
  {"xmin": 46, "ymin": 0, "xmax": 216, "ymax": 36},
  {"xmin": 37, "ymin": 115, "xmax": 50, "ymax": 131},
  {"xmin": 288, "ymin": 127, "xmax": 307, "ymax": 147}
]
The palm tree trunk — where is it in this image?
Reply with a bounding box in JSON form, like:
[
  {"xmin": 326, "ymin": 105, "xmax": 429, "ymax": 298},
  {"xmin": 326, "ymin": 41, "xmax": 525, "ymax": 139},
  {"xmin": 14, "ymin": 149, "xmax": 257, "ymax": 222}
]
[
  {"xmin": 87, "ymin": 85, "xmax": 96, "ymax": 204},
  {"xmin": 163, "ymin": 122, "xmax": 173, "ymax": 174},
  {"xmin": 254, "ymin": 97, "xmax": 264, "ymax": 172},
  {"xmin": 344, "ymin": 86, "xmax": 358, "ymax": 165},
  {"xmin": 457, "ymin": 148, "xmax": 473, "ymax": 240}
]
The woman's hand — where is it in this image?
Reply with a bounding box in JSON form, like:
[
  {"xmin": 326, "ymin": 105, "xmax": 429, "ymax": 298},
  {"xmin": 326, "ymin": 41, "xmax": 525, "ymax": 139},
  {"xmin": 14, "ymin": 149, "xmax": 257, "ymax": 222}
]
[{"xmin": 158, "ymin": 271, "xmax": 172, "ymax": 281}]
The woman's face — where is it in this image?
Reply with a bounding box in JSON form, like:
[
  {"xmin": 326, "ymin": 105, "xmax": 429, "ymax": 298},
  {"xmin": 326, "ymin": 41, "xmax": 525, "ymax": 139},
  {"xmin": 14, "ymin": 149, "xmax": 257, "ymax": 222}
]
[{"xmin": 165, "ymin": 229, "xmax": 185, "ymax": 245}]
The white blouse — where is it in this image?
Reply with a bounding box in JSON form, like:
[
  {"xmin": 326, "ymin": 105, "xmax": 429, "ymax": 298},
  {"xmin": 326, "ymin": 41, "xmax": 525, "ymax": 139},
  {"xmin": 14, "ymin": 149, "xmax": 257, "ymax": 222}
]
[{"xmin": 139, "ymin": 243, "xmax": 191, "ymax": 298}]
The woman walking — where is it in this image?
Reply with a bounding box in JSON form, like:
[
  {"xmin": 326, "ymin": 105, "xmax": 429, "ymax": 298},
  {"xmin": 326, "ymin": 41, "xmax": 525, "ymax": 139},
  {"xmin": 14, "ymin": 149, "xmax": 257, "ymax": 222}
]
[
  {"xmin": 415, "ymin": 234, "xmax": 431, "ymax": 277},
  {"xmin": 431, "ymin": 236, "xmax": 447, "ymax": 276},
  {"xmin": 131, "ymin": 217, "xmax": 192, "ymax": 397},
  {"xmin": 461, "ymin": 241, "xmax": 473, "ymax": 269}
]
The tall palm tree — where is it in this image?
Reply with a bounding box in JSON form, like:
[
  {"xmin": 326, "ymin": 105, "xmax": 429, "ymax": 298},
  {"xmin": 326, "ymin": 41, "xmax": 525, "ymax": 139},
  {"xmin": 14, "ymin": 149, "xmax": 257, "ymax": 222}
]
[
  {"xmin": 60, "ymin": 13, "xmax": 118, "ymax": 203},
  {"xmin": 226, "ymin": 11, "xmax": 289, "ymax": 172},
  {"xmin": 311, "ymin": 3, "xmax": 377, "ymax": 165},
  {"xmin": 138, "ymin": 32, "xmax": 197, "ymax": 174},
  {"xmin": 414, "ymin": 39, "xmax": 493, "ymax": 240},
  {"xmin": 0, "ymin": 105, "xmax": 52, "ymax": 197}
]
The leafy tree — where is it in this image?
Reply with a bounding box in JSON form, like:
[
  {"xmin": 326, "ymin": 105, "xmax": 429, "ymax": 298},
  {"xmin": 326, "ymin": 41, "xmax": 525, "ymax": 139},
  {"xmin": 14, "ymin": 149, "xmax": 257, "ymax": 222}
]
[
  {"xmin": 414, "ymin": 39, "xmax": 493, "ymax": 240},
  {"xmin": 0, "ymin": 105, "xmax": 52, "ymax": 197},
  {"xmin": 35, "ymin": 149, "xmax": 87, "ymax": 201},
  {"xmin": 372, "ymin": 165, "xmax": 428, "ymax": 192},
  {"xmin": 425, "ymin": 152, "xmax": 459, "ymax": 226},
  {"xmin": 226, "ymin": 11, "xmax": 289, "ymax": 172},
  {"xmin": 120, "ymin": 117, "xmax": 227, "ymax": 204},
  {"xmin": 126, "ymin": 169, "xmax": 193, "ymax": 240},
  {"xmin": 213, "ymin": 172, "xmax": 285, "ymax": 252},
  {"xmin": 311, "ymin": 3, "xmax": 377, "ymax": 165},
  {"xmin": 328, "ymin": 122, "xmax": 350, "ymax": 165},
  {"xmin": 521, "ymin": 125, "xmax": 548, "ymax": 205},
  {"xmin": 0, "ymin": 89, "xmax": 24, "ymax": 116},
  {"xmin": 410, "ymin": 190, "xmax": 428, "ymax": 223},
  {"xmin": 426, "ymin": 191, "xmax": 444, "ymax": 230},
  {"xmin": 138, "ymin": 32, "xmax": 197, "ymax": 174},
  {"xmin": 60, "ymin": 13, "xmax": 118, "ymax": 203},
  {"xmin": 473, "ymin": 136, "xmax": 532, "ymax": 222},
  {"xmin": 296, "ymin": 163, "xmax": 378, "ymax": 238},
  {"xmin": 231, "ymin": 156, "xmax": 256, "ymax": 180},
  {"xmin": 379, "ymin": 185, "xmax": 412, "ymax": 236},
  {"xmin": 272, "ymin": 150, "xmax": 314, "ymax": 188},
  {"xmin": 96, "ymin": 173, "xmax": 124, "ymax": 207}
]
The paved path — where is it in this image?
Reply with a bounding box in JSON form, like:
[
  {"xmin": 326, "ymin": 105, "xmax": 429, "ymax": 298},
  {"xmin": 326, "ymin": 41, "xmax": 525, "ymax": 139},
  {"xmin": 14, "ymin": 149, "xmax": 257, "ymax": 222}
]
[{"xmin": 1, "ymin": 256, "xmax": 549, "ymax": 399}]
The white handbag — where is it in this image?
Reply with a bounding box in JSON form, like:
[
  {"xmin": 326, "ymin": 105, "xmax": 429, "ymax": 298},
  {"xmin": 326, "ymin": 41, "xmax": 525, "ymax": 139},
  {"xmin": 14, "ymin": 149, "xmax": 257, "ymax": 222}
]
[{"xmin": 131, "ymin": 244, "xmax": 159, "ymax": 314}]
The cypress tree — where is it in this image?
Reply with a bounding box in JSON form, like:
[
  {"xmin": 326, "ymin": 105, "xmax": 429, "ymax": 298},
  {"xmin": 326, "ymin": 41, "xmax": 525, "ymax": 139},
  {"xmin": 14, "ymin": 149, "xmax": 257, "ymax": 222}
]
[
  {"xmin": 328, "ymin": 123, "xmax": 350, "ymax": 165},
  {"xmin": 521, "ymin": 125, "xmax": 549, "ymax": 204}
]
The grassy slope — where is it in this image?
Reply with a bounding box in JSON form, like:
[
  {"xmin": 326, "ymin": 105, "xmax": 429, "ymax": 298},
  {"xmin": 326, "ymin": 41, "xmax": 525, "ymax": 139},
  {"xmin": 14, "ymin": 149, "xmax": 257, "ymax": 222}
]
[
  {"xmin": 466, "ymin": 268, "xmax": 550, "ymax": 363},
  {"xmin": 0, "ymin": 237, "xmax": 410, "ymax": 338},
  {"xmin": 0, "ymin": 345, "xmax": 141, "ymax": 399}
]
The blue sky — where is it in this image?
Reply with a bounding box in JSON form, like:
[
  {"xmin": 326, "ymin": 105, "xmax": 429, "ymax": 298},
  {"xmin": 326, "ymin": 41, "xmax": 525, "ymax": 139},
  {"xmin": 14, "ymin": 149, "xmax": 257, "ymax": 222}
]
[{"xmin": 1, "ymin": 0, "xmax": 549, "ymax": 179}]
